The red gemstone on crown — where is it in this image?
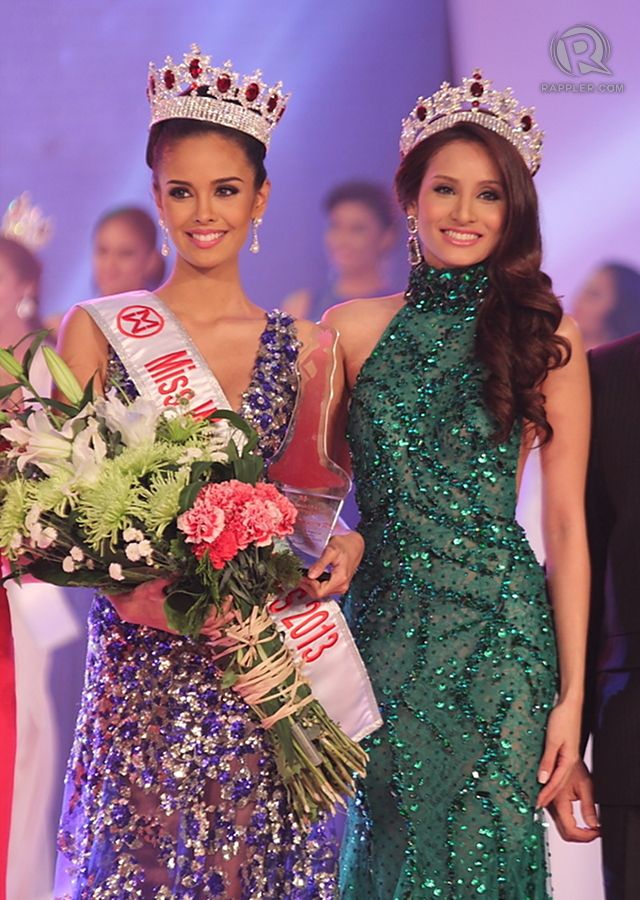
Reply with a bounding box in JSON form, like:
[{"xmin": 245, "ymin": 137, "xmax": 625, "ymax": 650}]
[
  {"xmin": 470, "ymin": 82, "xmax": 484, "ymax": 97},
  {"xmin": 416, "ymin": 105, "xmax": 427, "ymax": 121},
  {"xmin": 277, "ymin": 106, "xmax": 286, "ymax": 120},
  {"xmin": 471, "ymin": 100, "xmax": 480, "ymax": 108},
  {"xmin": 267, "ymin": 94, "xmax": 279, "ymax": 112},
  {"xmin": 189, "ymin": 59, "xmax": 202, "ymax": 79},
  {"xmin": 163, "ymin": 69, "xmax": 176, "ymax": 89},
  {"xmin": 149, "ymin": 76, "xmax": 156, "ymax": 95},
  {"xmin": 473, "ymin": 71, "xmax": 482, "ymax": 79},
  {"xmin": 217, "ymin": 73, "xmax": 231, "ymax": 93},
  {"xmin": 521, "ymin": 114, "xmax": 532, "ymax": 132},
  {"xmin": 245, "ymin": 82, "xmax": 260, "ymax": 102}
]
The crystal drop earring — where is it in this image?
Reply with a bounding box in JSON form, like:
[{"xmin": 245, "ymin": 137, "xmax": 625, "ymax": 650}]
[
  {"xmin": 249, "ymin": 217, "xmax": 262, "ymax": 254},
  {"xmin": 406, "ymin": 215, "xmax": 422, "ymax": 267},
  {"xmin": 159, "ymin": 218, "xmax": 170, "ymax": 258}
]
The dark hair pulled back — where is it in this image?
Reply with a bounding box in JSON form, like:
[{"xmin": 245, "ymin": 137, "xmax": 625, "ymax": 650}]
[{"xmin": 146, "ymin": 119, "xmax": 267, "ymax": 189}]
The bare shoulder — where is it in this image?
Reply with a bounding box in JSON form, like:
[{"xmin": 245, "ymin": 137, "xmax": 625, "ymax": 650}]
[
  {"xmin": 58, "ymin": 304, "xmax": 107, "ymax": 350},
  {"xmin": 57, "ymin": 304, "xmax": 109, "ymax": 386},
  {"xmin": 556, "ymin": 313, "xmax": 584, "ymax": 349},
  {"xmin": 323, "ymin": 293, "xmax": 406, "ymax": 389},
  {"xmin": 323, "ymin": 293, "xmax": 405, "ymax": 335}
]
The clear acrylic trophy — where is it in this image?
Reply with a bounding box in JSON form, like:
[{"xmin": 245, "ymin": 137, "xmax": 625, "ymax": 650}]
[{"xmin": 268, "ymin": 324, "xmax": 351, "ymax": 562}]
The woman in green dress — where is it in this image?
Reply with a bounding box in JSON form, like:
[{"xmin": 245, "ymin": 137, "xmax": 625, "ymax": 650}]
[{"xmin": 325, "ymin": 72, "xmax": 591, "ymax": 898}]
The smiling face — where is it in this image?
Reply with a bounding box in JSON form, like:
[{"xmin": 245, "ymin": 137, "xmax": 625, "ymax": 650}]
[
  {"xmin": 153, "ymin": 132, "xmax": 269, "ymax": 273},
  {"xmin": 409, "ymin": 139, "xmax": 506, "ymax": 269}
]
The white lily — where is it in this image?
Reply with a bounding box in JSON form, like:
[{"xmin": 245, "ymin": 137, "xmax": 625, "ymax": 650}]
[
  {"xmin": 71, "ymin": 418, "xmax": 108, "ymax": 483},
  {"xmin": 1, "ymin": 409, "xmax": 74, "ymax": 475},
  {"xmin": 95, "ymin": 394, "xmax": 160, "ymax": 447}
]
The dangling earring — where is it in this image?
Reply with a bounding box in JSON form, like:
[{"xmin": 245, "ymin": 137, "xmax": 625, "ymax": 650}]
[
  {"xmin": 159, "ymin": 218, "xmax": 170, "ymax": 258},
  {"xmin": 406, "ymin": 215, "xmax": 422, "ymax": 266},
  {"xmin": 249, "ymin": 217, "xmax": 262, "ymax": 254},
  {"xmin": 16, "ymin": 295, "xmax": 37, "ymax": 320}
]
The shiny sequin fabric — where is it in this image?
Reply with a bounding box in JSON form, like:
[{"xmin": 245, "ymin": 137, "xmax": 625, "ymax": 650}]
[
  {"xmin": 56, "ymin": 310, "xmax": 339, "ymax": 899},
  {"xmin": 340, "ymin": 264, "xmax": 557, "ymax": 899}
]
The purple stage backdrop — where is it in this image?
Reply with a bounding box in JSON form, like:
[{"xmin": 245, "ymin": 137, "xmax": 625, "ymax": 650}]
[
  {"xmin": 2, "ymin": 1, "xmax": 639, "ymax": 897},
  {"xmin": 0, "ymin": 0, "xmax": 451, "ymax": 318}
]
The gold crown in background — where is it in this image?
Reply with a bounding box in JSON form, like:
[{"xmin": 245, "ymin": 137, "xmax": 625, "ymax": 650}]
[
  {"xmin": 400, "ymin": 70, "xmax": 544, "ymax": 174},
  {"xmin": 147, "ymin": 44, "xmax": 290, "ymax": 149},
  {"xmin": 1, "ymin": 193, "xmax": 53, "ymax": 252}
]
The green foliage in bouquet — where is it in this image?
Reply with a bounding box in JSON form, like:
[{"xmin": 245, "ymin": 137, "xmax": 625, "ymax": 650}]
[{"xmin": 0, "ymin": 334, "xmax": 368, "ymax": 825}]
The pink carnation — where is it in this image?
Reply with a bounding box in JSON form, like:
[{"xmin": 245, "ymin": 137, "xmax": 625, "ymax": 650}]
[
  {"xmin": 177, "ymin": 505, "xmax": 225, "ymax": 546},
  {"xmin": 254, "ymin": 483, "xmax": 297, "ymax": 534},
  {"xmin": 178, "ymin": 479, "xmax": 298, "ymax": 569}
]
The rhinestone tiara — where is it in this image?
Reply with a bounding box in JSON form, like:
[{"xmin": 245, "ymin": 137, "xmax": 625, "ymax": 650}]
[
  {"xmin": 1, "ymin": 193, "xmax": 53, "ymax": 252},
  {"xmin": 400, "ymin": 70, "xmax": 543, "ymax": 175},
  {"xmin": 147, "ymin": 44, "xmax": 290, "ymax": 149}
]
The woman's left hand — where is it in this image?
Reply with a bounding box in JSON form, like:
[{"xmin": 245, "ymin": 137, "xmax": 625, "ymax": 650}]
[
  {"xmin": 536, "ymin": 698, "xmax": 582, "ymax": 809},
  {"xmin": 301, "ymin": 531, "xmax": 365, "ymax": 600}
]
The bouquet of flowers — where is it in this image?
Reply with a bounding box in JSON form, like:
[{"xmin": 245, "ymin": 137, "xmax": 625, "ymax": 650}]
[{"xmin": 0, "ymin": 334, "xmax": 367, "ymax": 823}]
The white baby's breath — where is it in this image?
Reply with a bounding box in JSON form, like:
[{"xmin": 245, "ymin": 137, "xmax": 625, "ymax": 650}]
[
  {"xmin": 125, "ymin": 543, "xmax": 142, "ymax": 562},
  {"xmin": 108, "ymin": 562, "xmax": 125, "ymax": 581}
]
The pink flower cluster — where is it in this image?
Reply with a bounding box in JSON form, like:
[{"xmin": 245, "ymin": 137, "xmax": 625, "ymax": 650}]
[{"xmin": 177, "ymin": 479, "xmax": 297, "ymax": 570}]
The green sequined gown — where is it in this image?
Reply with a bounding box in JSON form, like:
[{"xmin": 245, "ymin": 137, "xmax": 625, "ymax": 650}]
[{"xmin": 340, "ymin": 263, "xmax": 557, "ymax": 899}]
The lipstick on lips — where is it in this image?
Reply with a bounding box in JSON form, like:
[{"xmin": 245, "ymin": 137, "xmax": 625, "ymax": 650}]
[
  {"xmin": 186, "ymin": 228, "xmax": 226, "ymax": 249},
  {"xmin": 440, "ymin": 228, "xmax": 482, "ymax": 247}
]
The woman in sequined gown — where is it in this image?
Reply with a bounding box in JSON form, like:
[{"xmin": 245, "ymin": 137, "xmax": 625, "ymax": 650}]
[
  {"xmin": 326, "ymin": 107, "xmax": 591, "ymax": 896},
  {"xmin": 54, "ymin": 62, "xmax": 363, "ymax": 898}
]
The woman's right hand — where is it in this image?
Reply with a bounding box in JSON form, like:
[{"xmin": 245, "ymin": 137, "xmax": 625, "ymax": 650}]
[
  {"xmin": 107, "ymin": 580, "xmax": 237, "ymax": 638},
  {"xmin": 107, "ymin": 578, "xmax": 176, "ymax": 632}
]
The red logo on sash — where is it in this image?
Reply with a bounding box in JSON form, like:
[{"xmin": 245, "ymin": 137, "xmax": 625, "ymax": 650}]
[{"xmin": 117, "ymin": 305, "xmax": 165, "ymax": 338}]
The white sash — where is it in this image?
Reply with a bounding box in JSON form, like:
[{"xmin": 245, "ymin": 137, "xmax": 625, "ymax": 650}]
[{"xmin": 81, "ymin": 291, "xmax": 381, "ymax": 742}]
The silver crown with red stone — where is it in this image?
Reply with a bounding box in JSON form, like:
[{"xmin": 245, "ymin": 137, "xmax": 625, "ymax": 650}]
[
  {"xmin": 147, "ymin": 44, "xmax": 290, "ymax": 149},
  {"xmin": 400, "ymin": 70, "xmax": 543, "ymax": 175}
]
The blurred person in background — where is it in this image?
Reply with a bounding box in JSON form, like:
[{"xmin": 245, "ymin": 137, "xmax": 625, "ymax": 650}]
[
  {"xmin": 44, "ymin": 205, "xmax": 165, "ymax": 336},
  {"xmin": 283, "ymin": 180, "xmax": 398, "ymax": 321},
  {"xmin": 91, "ymin": 205, "xmax": 165, "ymax": 297},
  {"xmin": 0, "ymin": 195, "xmax": 82, "ymax": 900},
  {"xmin": 571, "ymin": 262, "xmax": 640, "ymax": 351}
]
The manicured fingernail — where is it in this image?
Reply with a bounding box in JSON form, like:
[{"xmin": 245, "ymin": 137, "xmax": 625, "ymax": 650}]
[{"xmin": 538, "ymin": 770, "xmax": 549, "ymax": 784}]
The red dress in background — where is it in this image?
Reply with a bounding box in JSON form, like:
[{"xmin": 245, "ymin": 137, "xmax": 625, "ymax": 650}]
[{"xmin": 0, "ymin": 578, "xmax": 15, "ymax": 900}]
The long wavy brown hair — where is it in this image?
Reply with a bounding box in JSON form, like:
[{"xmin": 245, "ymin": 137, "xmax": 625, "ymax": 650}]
[{"xmin": 395, "ymin": 122, "xmax": 570, "ymax": 445}]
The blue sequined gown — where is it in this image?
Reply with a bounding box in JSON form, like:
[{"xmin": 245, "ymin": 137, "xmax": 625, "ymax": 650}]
[
  {"xmin": 339, "ymin": 265, "xmax": 558, "ymax": 899},
  {"xmin": 55, "ymin": 311, "xmax": 338, "ymax": 899}
]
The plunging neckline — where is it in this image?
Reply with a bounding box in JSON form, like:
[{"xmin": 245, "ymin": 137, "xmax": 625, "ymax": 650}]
[{"xmin": 148, "ymin": 292, "xmax": 270, "ymax": 414}]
